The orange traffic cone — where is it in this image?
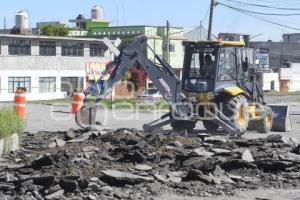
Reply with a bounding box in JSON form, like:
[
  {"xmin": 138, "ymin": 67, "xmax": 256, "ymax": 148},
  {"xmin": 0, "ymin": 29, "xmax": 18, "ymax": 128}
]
[
  {"xmin": 71, "ymin": 89, "xmax": 85, "ymax": 114},
  {"xmin": 14, "ymin": 87, "xmax": 26, "ymax": 119}
]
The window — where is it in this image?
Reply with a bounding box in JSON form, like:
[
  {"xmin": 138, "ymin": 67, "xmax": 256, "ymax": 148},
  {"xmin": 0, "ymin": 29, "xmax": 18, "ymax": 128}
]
[
  {"xmin": 61, "ymin": 42, "xmax": 84, "ymax": 57},
  {"xmin": 281, "ymin": 63, "xmax": 291, "ymax": 68},
  {"xmin": 39, "ymin": 77, "xmax": 56, "ymax": 93},
  {"xmin": 218, "ymin": 47, "xmax": 237, "ymax": 81},
  {"xmin": 90, "ymin": 43, "xmax": 108, "ymax": 57},
  {"xmin": 61, "ymin": 77, "xmax": 84, "ymax": 95},
  {"xmin": 163, "ymin": 44, "xmax": 175, "ymax": 52},
  {"xmin": 8, "ymin": 77, "xmax": 31, "ymax": 93},
  {"xmin": 188, "ymin": 48, "xmax": 216, "ymax": 79},
  {"xmin": 169, "ymin": 44, "xmax": 175, "ymax": 52},
  {"xmin": 8, "ymin": 40, "xmax": 31, "ymax": 55},
  {"xmin": 182, "ymin": 46, "xmax": 217, "ymax": 93},
  {"xmin": 271, "ymin": 80, "xmax": 275, "ymax": 90},
  {"xmin": 39, "ymin": 41, "xmax": 56, "ymax": 56}
]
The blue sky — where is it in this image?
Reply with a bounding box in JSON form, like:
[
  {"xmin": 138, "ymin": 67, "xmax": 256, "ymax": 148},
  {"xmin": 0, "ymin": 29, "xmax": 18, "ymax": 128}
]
[{"xmin": 1, "ymin": 0, "xmax": 300, "ymax": 41}]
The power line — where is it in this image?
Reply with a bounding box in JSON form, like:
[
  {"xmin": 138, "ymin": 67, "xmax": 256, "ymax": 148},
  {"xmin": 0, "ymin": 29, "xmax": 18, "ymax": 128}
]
[
  {"xmin": 202, "ymin": 4, "xmax": 210, "ymax": 26},
  {"xmin": 223, "ymin": 0, "xmax": 300, "ymax": 10},
  {"xmin": 244, "ymin": 0, "xmax": 300, "ymax": 4},
  {"xmin": 218, "ymin": 2, "xmax": 300, "ymax": 16},
  {"xmin": 220, "ymin": 0, "xmax": 300, "ymax": 27},
  {"xmin": 218, "ymin": 2, "xmax": 300, "ymax": 31},
  {"xmin": 224, "ymin": 0, "xmax": 300, "ymax": 9}
]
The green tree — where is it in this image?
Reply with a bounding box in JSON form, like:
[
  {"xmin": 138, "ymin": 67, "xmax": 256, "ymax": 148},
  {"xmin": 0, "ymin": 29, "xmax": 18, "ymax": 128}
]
[{"xmin": 40, "ymin": 24, "xmax": 69, "ymax": 36}]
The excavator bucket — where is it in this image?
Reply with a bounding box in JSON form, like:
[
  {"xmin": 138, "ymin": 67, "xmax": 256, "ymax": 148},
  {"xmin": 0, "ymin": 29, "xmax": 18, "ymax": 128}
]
[
  {"xmin": 269, "ymin": 105, "xmax": 292, "ymax": 132},
  {"xmin": 75, "ymin": 105, "xmax": 97, "ymax": 130}
]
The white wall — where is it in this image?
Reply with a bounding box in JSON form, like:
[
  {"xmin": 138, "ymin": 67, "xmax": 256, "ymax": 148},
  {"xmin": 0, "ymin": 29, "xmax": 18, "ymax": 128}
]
[
  {"xmin": 263, "ymin": 73, "xmax": 280, "ymax": 92},
  {"xmin": 0, "ymin": 36, "xmax": 113, "ymax": 101},
  {"xmin": 0, "ymin": 70, "xmax": 87, "ymax": 101},
  {"xmin": 280, "ymin": 63, "xmax": 300, "ymax": 92},
  {"xmin": 289, "ymin": 80, "xmax": 300, "ymax": 92}
]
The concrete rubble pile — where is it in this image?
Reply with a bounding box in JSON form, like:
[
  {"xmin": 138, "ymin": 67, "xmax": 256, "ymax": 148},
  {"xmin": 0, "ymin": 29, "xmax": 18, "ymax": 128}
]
[{"xmin": 0, "ymin": 128, "xmax": 300, "ymax": 199}]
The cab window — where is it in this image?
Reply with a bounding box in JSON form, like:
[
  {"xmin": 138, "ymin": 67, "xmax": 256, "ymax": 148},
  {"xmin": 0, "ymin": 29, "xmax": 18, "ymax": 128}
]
[
  {"xmin": 218, "ymin": 47, "xmax": 237, "ymax": 81},
  {"xmin": 189, "ymin": 47, "xmax": 216, "ymax": 80}
]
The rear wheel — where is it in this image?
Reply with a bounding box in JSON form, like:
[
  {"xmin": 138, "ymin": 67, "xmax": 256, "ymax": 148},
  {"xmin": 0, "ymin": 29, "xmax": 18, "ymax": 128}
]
[
  {"xmin": 257, "ymin": 106, "xmax": 273, "ymax": 133},
  {"xmin": 203, "ymin": 120, "xmax": 219, "ymax": 131},
  {"xmin": 223, "ymin": 95, "xmax": 249, "ymax": 133}
]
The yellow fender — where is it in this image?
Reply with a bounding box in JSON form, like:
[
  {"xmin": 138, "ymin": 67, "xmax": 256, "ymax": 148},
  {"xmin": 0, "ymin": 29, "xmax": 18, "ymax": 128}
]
[{"xmin": 223, "ymin": 86, "xmax": 245, "ymax": 96}]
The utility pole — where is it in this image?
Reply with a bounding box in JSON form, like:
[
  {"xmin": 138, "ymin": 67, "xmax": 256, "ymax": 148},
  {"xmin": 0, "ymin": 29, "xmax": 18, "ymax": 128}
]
[
  {"xmin": 207, "ymin": 0, "xmax": 216, "ymax": 40},
  {"xmin": 166, "ymin": 20, "xmax": 170, "ymax": 63}
]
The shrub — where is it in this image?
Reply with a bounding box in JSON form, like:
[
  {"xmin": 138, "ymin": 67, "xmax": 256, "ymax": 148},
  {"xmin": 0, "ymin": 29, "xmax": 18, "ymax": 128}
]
[
  {"xmin": 128, "ymin": 67, "xmax": 146, "ymax": 90},
  {"xmin": 0, "ymin": 107, "xmax": 24, "ymax": 138},
  {"xmin": 154, "ymin": 101, "xmax": 169, "ymax": 110},
  {"xmin": 40, "ymin": 24, "xmax": 69, "ymax": 36},
  {"xmin": 122, "ymin": 72, "xmax": 132, "ymax": 81},
  {"xmin": 121, "ymin": 66, "xmax": 146, "ymax": 92}
]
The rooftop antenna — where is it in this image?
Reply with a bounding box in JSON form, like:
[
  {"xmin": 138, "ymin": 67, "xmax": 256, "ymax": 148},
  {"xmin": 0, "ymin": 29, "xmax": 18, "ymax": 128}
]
[
  {"xmin": 3, "ymin": 17, "xmax": 6, "ymax": 29},
  {"xmin": 25, "ymin": 8, "xmax": 31, "ymax": 28},
  {"xmin": 121, "ymin": 3, "xmax": 126, "ymax": 26},
  {"xmin": 116, "ymin": 5, "xmax": 120, "ymax": 26}
]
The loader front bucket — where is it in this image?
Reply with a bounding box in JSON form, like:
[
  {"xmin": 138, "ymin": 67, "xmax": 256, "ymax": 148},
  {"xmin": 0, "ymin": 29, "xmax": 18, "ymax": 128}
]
[{"xmin": 269, "ymin": 105, "xmax": 292, "ymax": 132}]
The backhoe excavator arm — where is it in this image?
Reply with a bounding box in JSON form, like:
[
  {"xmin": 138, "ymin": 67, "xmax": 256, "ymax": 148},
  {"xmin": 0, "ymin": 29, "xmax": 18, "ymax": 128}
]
[
  {"xmin": 103, "ymin": 36, "xmax": 183, "ymax": 106},
  {"xmin": 75, "ymin": 36, "xmax": 191, "ymax": 129},
  {"xmin": 76, "ymin": 36, "xmax": 243, "ymax": 135}
]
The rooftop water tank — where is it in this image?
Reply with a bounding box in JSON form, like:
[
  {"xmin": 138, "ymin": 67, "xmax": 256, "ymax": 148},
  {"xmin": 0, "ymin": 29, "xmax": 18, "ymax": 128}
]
[
  {"xmin": 15, "ymin": 10, "xmax": 29, "ymax": 29},
  {"xmin": 91, "ymin": 5, "xmax": 103, "ymax": 20}
]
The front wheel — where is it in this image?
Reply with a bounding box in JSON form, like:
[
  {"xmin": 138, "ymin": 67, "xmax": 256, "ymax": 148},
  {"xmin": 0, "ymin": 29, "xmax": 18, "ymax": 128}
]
[
  {"xmin": 223, "ymin": 95, "xmax": 250, "ymax": 133},
  {"xmin": 257, "ymin": 106, "xmax": 273, "ymax": 133}
]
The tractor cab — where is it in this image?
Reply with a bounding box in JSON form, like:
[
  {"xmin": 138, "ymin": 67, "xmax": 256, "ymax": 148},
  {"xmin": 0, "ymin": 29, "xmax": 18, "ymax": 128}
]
[{"xmin": 182, "ymin": 40, "xmax": 254, "ymax": 95}]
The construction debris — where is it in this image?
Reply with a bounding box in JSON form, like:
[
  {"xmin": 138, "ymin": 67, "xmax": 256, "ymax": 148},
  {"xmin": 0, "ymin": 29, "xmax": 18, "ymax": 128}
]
[{"xmin": 0, "ymin": 128, "xmax": 300, "ymax": 199}]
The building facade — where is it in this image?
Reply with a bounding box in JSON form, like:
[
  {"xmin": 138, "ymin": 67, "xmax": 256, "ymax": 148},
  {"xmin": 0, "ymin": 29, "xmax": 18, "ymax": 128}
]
[
  {"xmin": 84, "ymin": 25, "xmax": 187, "ymax": 89},
  {"xmin": 279, "ymin": 62, "xmax": 300, "ymax": 92},
  {"xmin": 183, "ymin": 25, "xmax": 217, "ymax": 41},
  {"xmin": 0, "ymin": 34, "xmax": 112, "ymax": 101},
  {"xmin": 283, "ymin": 33, "xmax": 300, "ymax": 44},
  {"xmin": 250, "ymin": 33, "xmax": 300, "ymax": 71},
  {"xmin": 262, "ymin": 73, "xmax": 280, "ymax": 92},
  {"xmin": 89, "ymin": 25, "xmax": 186, "ymax": 70}
]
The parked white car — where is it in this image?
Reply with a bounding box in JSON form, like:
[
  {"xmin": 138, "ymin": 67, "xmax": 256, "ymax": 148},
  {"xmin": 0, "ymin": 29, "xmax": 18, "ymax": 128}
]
[{"xmin": 138, "ymin": 88, "xmax": 163, "ymax": 101}]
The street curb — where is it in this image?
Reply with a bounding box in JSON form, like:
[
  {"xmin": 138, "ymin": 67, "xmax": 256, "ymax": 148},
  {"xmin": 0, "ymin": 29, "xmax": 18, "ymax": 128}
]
[{"xmin": 0, "ymin": 133, "xmax": 20, "ymax": 156}]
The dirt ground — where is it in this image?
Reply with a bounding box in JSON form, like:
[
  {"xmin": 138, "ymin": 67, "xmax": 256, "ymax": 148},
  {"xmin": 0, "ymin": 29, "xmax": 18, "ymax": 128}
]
[
  {"xmin": 2, "ymin": 101, "xmax": 300, "ymax": 199},
  {"xmin": 6, "ymin": 127, "xmax": 300, "ymax": 200},
  {"xmin": 156, "ymin": 189, "xmax": 300, "ymax": 200}
]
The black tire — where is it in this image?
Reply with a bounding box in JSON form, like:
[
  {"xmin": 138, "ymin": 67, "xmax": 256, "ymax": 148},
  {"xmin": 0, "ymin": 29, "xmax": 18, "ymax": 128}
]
[
  {"xmin": 223, "ymin": 95, "xmax": 249, "ymax": 133},
  {"xmin": 257, "ymin": 106, "xmax": 273, "ymax": 133},
  {"xmin": 171, "ymin": 120, "xmax": 196, "ymax": 132},
  {"xmin": 203, "ymin": 120, "xmax": 219, "ymax": 131}
]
